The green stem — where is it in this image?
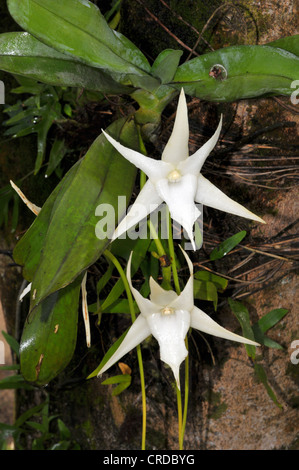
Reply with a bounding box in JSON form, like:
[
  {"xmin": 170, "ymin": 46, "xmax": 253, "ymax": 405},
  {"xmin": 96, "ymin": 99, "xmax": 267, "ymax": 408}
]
[
  {"xmin": 166, "ymin": 212, "xmax": 190, "ymax": 450},
  {"xmin": 103, "ymin": 249, "xmax": 147, "ymax": 450}
]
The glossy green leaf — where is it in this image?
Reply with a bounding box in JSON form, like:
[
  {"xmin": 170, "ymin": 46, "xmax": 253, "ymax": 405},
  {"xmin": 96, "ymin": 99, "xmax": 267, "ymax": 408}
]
[
  {"xmin": 173, "ymin": 44, "xmax": 299, "ymax": 101},
  {"xmin": 210, "ymin": 231, "xmax": 247, "ymax": 260},
  {"xmin": 228, "ymin": 298, "xmax": 256, "ymax": 359},
  {"xmin": 268, "ymin": 34, "xmax": 299, "ymax": 56},
  {"xmin": 7, "ymin": 0, "xmax": 151, "ymax": 84},
  {"xmin": 0, "ymin": 32, "xmax": 131, "ymax": 94},
  {"xmin": 19, "ymin": 275, "xmax": 82, "ymax": 385},
  {"xmin": 28, "ymin": 118, "xmax": 139, "ymax": 312},
  {"xmin": 151, "ymin": 49, "xmax": 183, "ymax": 84},
  {"xmin": 13, "ymin": 161, "xmax": 82, "ymax": 281}
]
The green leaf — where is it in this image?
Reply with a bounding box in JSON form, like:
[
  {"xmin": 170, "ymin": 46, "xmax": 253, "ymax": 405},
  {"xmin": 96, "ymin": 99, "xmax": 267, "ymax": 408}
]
[
  {"xmin": 253, "ymin": 363, "xmax": 282, "ymax": 409},
  {"xmin": 0, "ymin": 32, "xmax": 132, "ymax": 94},
  {"xmin": 7, "ymin": 0, "xmax": 151, "ymax": 84},
  {"xmin": 268, "ymin": 34, "xmax": 299, "ymax": 56},
  {"xmin": 228, "ymin": 298, "xmax": 256, "ymax": 359},
  {"xmin": 101, "ymin": 374, "xmax": 132, "ymax": 396},
  {"xmin": 194, "ymin": 270, "xmax": 228, "ymax": 291},
  {"xmin": 173, "ymin": 44, "xmax": 299, "ymax": 101},
  {"xmin": 19, "ymin": 275, "xmax": 82, "ymax": 385},
  {"xmin": 151, "ymin": 49, "xmax": 183, "ymax": 84},
  {"xmin": 251, "ymin": 308, "xmax": 288, "ymax": 350},
  {"xmin": 17, "ymin": 118, "xmax": 140, "ymax": 311},
  {"xmin": 194, "ymin": 279, "xmax": 218, "ymax": 311},
  {"xmin": 210, "ymin": 231, "xmax": 247, "ymax": 260},
  {"xmin": 0, "ymin": 374, "xmax": 33, "ymax": 390},
  {"xmin": 45, "ymin": 139, "xmax": 68, "ymax": 178},
  {"xmin": 255, "ymin": 308, "xmax": 288, "ymax": 333},
  {"xmin": 1, "ymin": 330, "xmax": 20, "ymax": 357}
]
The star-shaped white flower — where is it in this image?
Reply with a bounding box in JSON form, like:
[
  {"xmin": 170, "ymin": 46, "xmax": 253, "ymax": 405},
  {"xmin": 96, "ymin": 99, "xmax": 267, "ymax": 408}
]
[
  {"xmin": 97, "ymin": 248, "xmax": 259, "ymax": 388},
  {"xmin": 102, "ymin": 88, "xmax": 265, "ymax": 250}
]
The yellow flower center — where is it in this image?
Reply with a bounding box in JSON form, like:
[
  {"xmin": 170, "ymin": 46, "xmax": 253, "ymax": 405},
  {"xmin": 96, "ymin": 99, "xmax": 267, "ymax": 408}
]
[
  {"xmin": 167, "ymin": 169, "xmax": 181, "ymax": 183},
  {"xmin": 161, "ymin": 307, "xmax": 174, "ymax": 316}
]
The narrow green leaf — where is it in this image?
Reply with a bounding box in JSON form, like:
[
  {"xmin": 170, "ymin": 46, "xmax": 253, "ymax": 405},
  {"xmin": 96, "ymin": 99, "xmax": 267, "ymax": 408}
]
[
  {"xmin": 256, "ymin": 308, "xmax": 288, "ymax": 333},
  {"xmin": 228, "ymin": 298, "xmax": 256, "ymax": 359},
  {"xmin": 194, "ymin": 271, "xmax": 228, "ymax": 291},
  {"xmin": 101, "ymin": 374, "xmax": 131, "ymax": 385},
  {"xmin": 253, "ymin": 363, "xmax": 282, "ymax": 408},
  {"xmin": 210, "ymin": 231, "xmax": 247, "ymax": 260},
  {"xmin": 0, "ymin": 374, "xmax": 33, "ymax": 390},
  {"xmin": 251, "ymin": 308, "xmax": 288, "ymax": 350},
  {"xmin": 45, "ymin": 139, "xmax": 68, "ymax": 178},
  {"xmin": 1, "ymin": 330, "xmax": 20, "ymax": 357}
]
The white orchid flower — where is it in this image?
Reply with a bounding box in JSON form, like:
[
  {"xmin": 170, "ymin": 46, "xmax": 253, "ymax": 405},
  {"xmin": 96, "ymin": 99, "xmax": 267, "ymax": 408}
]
[
  {"xmin": 102, "ymin": 88, "xmax": 265, "ymax": 250},
  {"xmin": 97, "ymin": 248, "xmax": 259, "ymax": 388}
]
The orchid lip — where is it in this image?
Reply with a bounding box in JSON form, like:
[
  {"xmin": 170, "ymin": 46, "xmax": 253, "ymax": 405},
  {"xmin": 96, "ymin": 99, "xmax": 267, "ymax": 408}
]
[
  {"xmin": 161, "ymin": 307, "xmax": 175, "ymax": 316},
  {"xmin": 167, "ymin": 169, "xmax": 181, "ymax": 182}
]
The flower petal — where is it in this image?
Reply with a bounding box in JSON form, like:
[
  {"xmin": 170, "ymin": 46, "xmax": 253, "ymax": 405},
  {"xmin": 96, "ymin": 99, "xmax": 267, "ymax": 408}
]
[
  {"xmin": 112, "ymin": 179, "xmax": 163, "ymax": 240},
  {"xmin": 146, "ymin": 309, "xmax": 191, "ymax": 388},
  {"xmin": 126, "ymin": 252, "xmax": 160, "ymax": 316},
  {"xmin": 195, "ymin": 174, "xmax": 265, "ymax": 224},
  {"xmin": 97, "ymin": 315, "xmax": 151, "ymax": 376},
  {"xmin": 190, "ymin": 306, "xmax": 259, "ymax": 346},
  {"xmin": 155, "ymin": 174, "xmax": 201, "ymax": 250},
  {"xmin": 162, "ymin": 88, "xmax": 189, "ymax": 165},
  {"xmin": 168, "ymin": 247, "xmax": 194, "ymax": 312},
  {"xmin": 149, "ymin": 277, "xmax": 178, "ymax": 306},
  {"xmin": 102, "ymin": 129, "xmax": 171, "ymax": 182},
  {"xmin": 179, "ymin": 115, "xmax": 222, "ymax": 176}
]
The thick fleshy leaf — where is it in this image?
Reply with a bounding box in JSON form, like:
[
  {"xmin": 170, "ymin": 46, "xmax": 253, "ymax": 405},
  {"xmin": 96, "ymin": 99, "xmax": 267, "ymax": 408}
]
[
  {"xmin": 13, "ymin": 160, "xmax": 81, "ymax": 281},
  {"xmin": 173, "ymin": 45, "xmax": 299, "ymax": 101},
  {"xmin": 267, "ymin": 34, "xmax": 299, "ymax": 56},
  {"xmin": 28, "ymin": 118, "xmax": 140, "ymax": 311},
  {"xmin": 0, "ymin": 32, "xmax": 131, "ymax": 94},
  {"xmin": 7, "ymin": 0, "xmax": 151, "ymax": 84},
  {"xmin": 19, "ymin": 275, "xmax": 82, "ymax": 385}
]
